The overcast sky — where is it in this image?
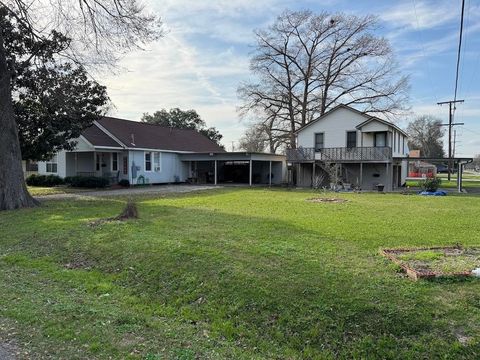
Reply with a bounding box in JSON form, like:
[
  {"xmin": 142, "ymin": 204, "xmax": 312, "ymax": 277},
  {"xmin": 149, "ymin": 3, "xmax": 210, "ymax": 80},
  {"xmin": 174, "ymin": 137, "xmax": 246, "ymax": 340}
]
[{"xmin": 100, "ymin": 0, "xmax": 480, "ymax": 156}]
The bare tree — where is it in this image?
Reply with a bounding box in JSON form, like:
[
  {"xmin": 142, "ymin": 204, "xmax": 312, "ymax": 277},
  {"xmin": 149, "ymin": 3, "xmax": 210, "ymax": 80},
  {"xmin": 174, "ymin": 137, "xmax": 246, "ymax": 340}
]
[
  {"xmin": 238, "ymin": 10, "xmax": 409, "ymax": 149},
  {"xmin": 0, "ymin": 1, "xmax": 162, "ymax": 210},
  {"xmin": 238, "ymin": 124, "xmax": 267, "ymax": 153},
  {"xmin": 406, "ymin": 115, "xmax": 446, "ymax": 158}
]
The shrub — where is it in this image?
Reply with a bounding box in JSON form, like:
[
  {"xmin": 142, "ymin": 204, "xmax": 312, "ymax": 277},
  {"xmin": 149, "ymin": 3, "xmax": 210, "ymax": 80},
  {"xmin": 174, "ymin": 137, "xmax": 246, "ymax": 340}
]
[
  {"xmin": 420, "ymin": 177, "xmax": 442, "ymax": 192},
  {"xmin": 26, "ymin": 174, "xmax": 64, "ymax": 187},
  {"xmin": 64, "ymin": 176, "xmax": 109, "ymax": 188},
  {"xmin": 118, "ymin": 179, "xmax": 130, "ymax": 187}
]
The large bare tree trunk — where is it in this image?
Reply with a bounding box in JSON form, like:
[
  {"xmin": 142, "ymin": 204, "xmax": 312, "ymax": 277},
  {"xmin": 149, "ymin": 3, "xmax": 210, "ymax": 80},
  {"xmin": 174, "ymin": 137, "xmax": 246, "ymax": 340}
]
[{"xmin": 0, "ymin": 32, "xmax": 37, "ymax": 210}]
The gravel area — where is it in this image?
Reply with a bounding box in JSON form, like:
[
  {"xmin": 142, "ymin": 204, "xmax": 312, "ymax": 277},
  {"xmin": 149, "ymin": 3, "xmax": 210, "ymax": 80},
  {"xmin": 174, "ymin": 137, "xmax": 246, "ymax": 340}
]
[{"xmin": 35, "ymin": 184, "xmax": 221, "ymax": 200}]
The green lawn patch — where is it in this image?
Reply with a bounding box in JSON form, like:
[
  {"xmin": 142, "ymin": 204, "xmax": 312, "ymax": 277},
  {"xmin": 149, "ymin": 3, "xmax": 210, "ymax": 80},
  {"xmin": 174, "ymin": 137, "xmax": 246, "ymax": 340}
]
[{"xmin": 1, "ymin": 189, "xmax": 480, "ymax": 358}]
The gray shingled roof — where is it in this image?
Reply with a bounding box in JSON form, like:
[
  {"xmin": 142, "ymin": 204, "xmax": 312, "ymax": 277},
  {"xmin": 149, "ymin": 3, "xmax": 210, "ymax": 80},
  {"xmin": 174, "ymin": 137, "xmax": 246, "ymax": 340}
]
[{"xmin": 82, "ymin": 117, "xmax": 225, "ymax": 153}]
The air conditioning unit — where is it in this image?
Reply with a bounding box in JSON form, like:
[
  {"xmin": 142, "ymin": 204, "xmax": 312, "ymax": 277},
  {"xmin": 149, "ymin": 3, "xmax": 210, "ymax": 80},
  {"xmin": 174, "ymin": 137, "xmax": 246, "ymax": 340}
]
[{"xmin": 155, "ymin": 166, "xmax": 161, "ymax": 172}]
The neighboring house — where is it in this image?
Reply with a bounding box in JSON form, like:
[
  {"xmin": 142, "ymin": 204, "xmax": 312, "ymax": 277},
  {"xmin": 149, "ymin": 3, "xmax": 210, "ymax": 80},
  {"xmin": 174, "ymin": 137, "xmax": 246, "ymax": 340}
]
[
  {"xmin": 287, "ymin": 104, "xmax": 409, "ymax": 191},
  {"xmin": 37, "ymin": 117, "xmax": 286, "ymax": 186},
  {"xmin": 22, "ymin": 160, "xmax": 38, "ymax": 179}
]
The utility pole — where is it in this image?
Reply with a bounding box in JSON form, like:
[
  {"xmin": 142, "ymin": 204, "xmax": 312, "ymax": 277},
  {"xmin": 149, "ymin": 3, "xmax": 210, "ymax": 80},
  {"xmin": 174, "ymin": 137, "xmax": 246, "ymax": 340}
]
[{"xmin": 437, "ymin": 100, "xmax": 464, "ymax": 180}]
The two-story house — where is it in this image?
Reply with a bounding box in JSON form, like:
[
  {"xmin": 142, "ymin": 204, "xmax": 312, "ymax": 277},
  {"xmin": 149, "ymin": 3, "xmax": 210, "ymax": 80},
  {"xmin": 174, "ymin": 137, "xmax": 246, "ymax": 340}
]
[{"xmin": 287, "ymin": 104, "xmax": 409, "ymax": 191}]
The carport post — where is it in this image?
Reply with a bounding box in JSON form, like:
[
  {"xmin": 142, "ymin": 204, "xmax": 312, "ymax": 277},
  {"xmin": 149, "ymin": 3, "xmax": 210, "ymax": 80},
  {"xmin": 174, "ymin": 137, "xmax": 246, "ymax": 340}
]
[
  {"xmin": 269, "ymin": 161, "xmax": 272, "ymax": 186},
  {"xmin": 249, "ymin": 160, "xmax": 253, "ymax": 186},
  {"xmin": 457, "ymin": 162, "xmax": 463, "ymax": 193},
  {"xmin": 214, "ymin": 160, "xmax": 217, "ymax": 185}
]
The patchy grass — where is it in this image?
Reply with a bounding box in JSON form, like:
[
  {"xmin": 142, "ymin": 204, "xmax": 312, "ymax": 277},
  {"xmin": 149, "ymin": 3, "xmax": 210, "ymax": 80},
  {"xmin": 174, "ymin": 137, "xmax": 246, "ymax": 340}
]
[
  {"xmin": 395, "ymin": 248, "xmax": 480, "ymax": 274},
  {"xmin": 1, "ymin": 189, "xmax": 480, "ymax": 358},
  {"xmin": 27, "ymin": 186, "xmax": 89, "ymax": 196}
]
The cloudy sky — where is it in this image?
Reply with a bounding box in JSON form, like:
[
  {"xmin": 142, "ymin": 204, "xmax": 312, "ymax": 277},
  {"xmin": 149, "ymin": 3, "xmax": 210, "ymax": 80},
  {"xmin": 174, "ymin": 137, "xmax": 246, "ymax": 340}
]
[{"xmin": 100, "ymin": 0, "xmax": 480, "ymax": 156}]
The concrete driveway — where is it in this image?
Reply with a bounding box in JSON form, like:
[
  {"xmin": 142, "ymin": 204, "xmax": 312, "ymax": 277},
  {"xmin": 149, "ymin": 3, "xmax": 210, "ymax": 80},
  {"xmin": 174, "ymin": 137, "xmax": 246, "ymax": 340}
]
[{"xmin": 35, "ymin": 184, "xmax": 221, "ymax": 201}]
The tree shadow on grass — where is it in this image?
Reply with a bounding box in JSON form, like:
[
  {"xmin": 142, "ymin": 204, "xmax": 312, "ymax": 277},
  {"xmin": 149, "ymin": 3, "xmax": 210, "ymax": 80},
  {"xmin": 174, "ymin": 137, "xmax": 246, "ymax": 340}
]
[{"xmin": 1, "ymin": 198, "xmax": 480, "ymax": 358}]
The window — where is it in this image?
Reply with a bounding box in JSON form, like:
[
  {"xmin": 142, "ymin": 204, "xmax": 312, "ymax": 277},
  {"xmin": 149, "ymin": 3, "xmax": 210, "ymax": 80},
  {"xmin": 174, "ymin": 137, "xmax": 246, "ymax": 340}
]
[
  {"xmin": 123, "ymin": 156, "xmax": 128, "ymax": 175},
  {"xmin": 314, "ymin": 133, "xmax": 324, "ymax": 151},
  {"xmin": 96, "ymin": 154, "xmax": 101, "ymax": 171},
  {"xmin": 112, "ymin": 153, "xmax": 118, "ymax": 171},
  {"xmin": 374, "ymin": 132, "xmax": 387, "ymax": 147},
  {"xmin": 154, "ymin": 152, "xmax": 161, "ymax": 172},
  {"xmin": 346, "ymin": 131, "xmax": 357, "ymax": 148},
  {"xmin": 46, "ymin": 154, "xmax": 58, "ymax": 173},
  {"xmin": 145, "ymin": 152, "xmax": 152, "ymax": 171}
]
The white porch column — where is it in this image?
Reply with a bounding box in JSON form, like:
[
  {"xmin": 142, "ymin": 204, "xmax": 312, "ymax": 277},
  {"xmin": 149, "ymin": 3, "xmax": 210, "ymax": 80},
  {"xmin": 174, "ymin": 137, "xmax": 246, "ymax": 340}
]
[
  {"xmin": 214, "ymin": 160, "xmax": 218, "ymax": 185},
  {"xmin": 269, "ymin": 161, "xmax": 272, "ymax": 186},
  {"xmin": 249, "ymin": 160, "xmax": 253, "ymax": 186}
]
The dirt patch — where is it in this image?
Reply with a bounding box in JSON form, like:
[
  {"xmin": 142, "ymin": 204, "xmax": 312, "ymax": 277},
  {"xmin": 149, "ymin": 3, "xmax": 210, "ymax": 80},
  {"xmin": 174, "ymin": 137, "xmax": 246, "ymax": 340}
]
[
  {"xmin": 0, "ymin": 341, "xmax": 18, "ymax": 360},
  {"xmin": 306, "ymin": 197, "xmax": 348, "ymax": 204},
  {"xmin": 381, "ymin": 246, "xmax": 480, "ymax": 280},
  {"xmin": 64, "ymin": 254, "xmax": 93, "ymax": 270}
]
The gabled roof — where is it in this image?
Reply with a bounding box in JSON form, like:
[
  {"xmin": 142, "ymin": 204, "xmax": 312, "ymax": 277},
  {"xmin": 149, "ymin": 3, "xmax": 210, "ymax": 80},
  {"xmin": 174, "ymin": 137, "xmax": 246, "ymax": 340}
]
[
  {"xmin": 81, "ymin": 117, "xmax": 225, "ymax": 153},
  {"xmin": 295, "ymin": 104, "xmax": 407, "ymax": 136},
  {"xmin": 82, "ymin": 123, "xmax": 123, "ymax": 148},
  {"xmin": 356, "ymin": 117, "xmax": 408, "ymax": 136}
]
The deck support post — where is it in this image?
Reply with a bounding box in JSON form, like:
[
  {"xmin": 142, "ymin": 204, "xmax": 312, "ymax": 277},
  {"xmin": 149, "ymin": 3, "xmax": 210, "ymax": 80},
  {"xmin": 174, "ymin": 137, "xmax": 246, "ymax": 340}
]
[
  {"xmin": 214, "ymin": 160, "xmax": 217, "ymax": 185},
  {"xmin": 269, "ymin": 161, "xmax": 272, "ymax": 187},
  {"xmin": 359, "ymin": 162, "xmax": 363, "ymax": 189},
  {"xmin": 386, "ymin": 162, "xmax": 389, "ymax": 191},
  {"xmin": 249, "ymin": 159, "xmax": 253, "ymax": 186},
  {"xmin": 312, "ymin": 162, "xmax": 316, "ymax": 188}
]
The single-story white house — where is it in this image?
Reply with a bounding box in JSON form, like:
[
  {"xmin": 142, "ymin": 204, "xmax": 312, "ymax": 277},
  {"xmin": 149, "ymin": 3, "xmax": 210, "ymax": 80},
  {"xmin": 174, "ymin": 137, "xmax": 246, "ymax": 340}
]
[{"xmin": 37, "ymin": 117, "xmax": 287, "ymax": 186}]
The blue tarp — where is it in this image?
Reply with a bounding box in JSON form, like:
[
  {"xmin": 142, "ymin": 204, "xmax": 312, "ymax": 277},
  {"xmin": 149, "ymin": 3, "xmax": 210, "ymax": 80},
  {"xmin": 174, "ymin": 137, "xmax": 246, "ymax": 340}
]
[{"xmin": 419, "ymin": 190, "xmax": 447, "ymax": 196}]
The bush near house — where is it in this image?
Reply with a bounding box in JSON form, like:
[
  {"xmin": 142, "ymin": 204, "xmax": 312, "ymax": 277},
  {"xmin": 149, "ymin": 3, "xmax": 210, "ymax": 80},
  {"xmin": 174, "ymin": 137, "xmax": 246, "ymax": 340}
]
[
  {"xmin": 420, "ymin": 177, "xmax": 442, "ymax": 192},
  {"xmin": 64, "ymin": 176, "xmax": 109, "ymax": 188},
  {"xmin": 118, "ymin": 179, "xmax": 130, "ymax": 187},
  {"xmin": 25, "ymin": 174, "xmax": 64, "ymax": 187}
]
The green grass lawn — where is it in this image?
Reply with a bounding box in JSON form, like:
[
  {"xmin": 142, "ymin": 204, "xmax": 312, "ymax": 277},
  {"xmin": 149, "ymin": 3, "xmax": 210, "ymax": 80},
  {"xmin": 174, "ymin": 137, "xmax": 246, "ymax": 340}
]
[
  {"xmin": 1, "ymin": 189, "xmax": 480, "ymax": 359},
  {"xmin": 27, "ymin": 186, "xmax": 90, "ymax": 196}
]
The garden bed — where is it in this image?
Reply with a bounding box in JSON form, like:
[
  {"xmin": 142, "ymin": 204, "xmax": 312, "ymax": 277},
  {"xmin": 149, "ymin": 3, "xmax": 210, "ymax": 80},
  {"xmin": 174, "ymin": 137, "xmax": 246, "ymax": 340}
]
[{"xmin": 381, "ymin": 246, "xmax": 480, "ymax": 280}]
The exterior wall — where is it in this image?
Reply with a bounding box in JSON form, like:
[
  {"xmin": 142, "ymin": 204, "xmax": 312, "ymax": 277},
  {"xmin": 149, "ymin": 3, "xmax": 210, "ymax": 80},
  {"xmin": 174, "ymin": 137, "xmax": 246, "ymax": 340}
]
[
  {"xmin": 37, "ymin": 150, "xmax": 67, "ymax": 178},
  {"xmin": 129, "ymin": 150, "xmax": 187, "ymax": 185},
  {"xmin": 297, "ymin": 107, "xmax": 366, "ymax": 148}
]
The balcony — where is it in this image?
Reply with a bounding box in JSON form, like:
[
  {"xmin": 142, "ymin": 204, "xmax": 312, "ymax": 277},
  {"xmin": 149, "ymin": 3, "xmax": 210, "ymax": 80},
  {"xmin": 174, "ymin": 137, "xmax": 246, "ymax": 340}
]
[{"xmin": 286, "ymin": 147, "xmax": 392, "ymax": 163}]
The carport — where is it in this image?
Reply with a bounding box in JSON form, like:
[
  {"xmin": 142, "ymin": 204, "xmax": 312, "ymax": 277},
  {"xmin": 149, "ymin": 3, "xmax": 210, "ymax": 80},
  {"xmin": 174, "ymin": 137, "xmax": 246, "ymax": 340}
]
[{"xmin": 180, "ymin": 152, "xmax": 287, "ymax": 186}]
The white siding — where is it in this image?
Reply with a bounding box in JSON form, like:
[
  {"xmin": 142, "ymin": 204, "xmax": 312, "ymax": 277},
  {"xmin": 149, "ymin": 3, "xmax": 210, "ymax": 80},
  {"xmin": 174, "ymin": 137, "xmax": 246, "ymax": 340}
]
[
  {"xmin": 128, "ymin": 150, "xmax": 188, "ymax": 185},
  {"xmin": 297, "ymin": 107, "xmax": 366, "ymax": 148}
]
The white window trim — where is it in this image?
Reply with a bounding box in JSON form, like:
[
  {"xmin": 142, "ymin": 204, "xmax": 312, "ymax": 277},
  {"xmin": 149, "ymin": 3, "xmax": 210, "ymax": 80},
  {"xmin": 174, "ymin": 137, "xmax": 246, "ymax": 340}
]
[
  {"xmin": 314, "ymin": 132, "xmax": 324, "ymax": 151},
  {"xmin": 46, "ymin": 154, "xmax": 58, "ymax": 173},
  {"xmin": 154, "ymin": 152, "xmax": 161, "ymax": 172},
  {"xmin": 111, "ymin": 152, "xmax": 119, "ymax": 171},
  {"xmin": 144, "ymin": 151, "xmax": 153, "ymax": 172}
]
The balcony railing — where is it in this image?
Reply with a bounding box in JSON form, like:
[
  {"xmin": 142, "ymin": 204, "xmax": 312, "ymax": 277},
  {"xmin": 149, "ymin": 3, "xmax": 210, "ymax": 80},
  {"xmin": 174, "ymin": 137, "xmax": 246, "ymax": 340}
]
[{"xmin": 286, "ymin": 147, "xmax": 392, "ymax": 162}]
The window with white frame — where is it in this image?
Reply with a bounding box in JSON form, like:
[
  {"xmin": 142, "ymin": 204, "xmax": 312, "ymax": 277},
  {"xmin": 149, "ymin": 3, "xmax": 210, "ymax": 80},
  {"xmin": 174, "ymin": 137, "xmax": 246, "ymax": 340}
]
[
  {"xmin": 145, "ymin": 152, "xmax": 152, "ymax": 171},
  {"xmin": 112, "ymin": 153, "xmax": 118, "ymax": 171},
  {"xmin": 314, "ymin": 133, "xmax": 324, "ymax": 151},
  {"xmin": 46, "ymin": 154, "xmax": 58, "ymax": 173},
  {"xmin": 154, "ymin": 152, "xmax": 161, "ymax": 172}
]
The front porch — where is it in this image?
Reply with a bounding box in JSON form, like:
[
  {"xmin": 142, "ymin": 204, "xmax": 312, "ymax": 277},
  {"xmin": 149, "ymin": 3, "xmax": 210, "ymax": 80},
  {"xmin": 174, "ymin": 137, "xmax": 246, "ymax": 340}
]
[{"xmin": 65, "ymin": 151, "xmax": 129, "ymax": 184}]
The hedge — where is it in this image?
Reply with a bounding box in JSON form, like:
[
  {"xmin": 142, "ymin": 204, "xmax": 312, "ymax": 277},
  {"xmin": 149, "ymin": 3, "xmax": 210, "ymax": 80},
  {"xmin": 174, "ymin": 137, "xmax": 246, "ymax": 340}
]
[
  {"xmin": 26, "ymin": 174, "xmax": 64, "ymax": 187},
  {"xmin": 64, "ymin": 176, "xmax": 109, "ymax": 188}
]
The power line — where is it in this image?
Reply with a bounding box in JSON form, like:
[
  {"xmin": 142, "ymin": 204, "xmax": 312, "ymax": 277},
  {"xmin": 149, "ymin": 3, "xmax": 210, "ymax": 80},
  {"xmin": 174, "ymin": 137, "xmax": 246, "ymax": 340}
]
[{"xmin": 454, "ymin": 0, "xmax": 466, "ymax": 104}]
